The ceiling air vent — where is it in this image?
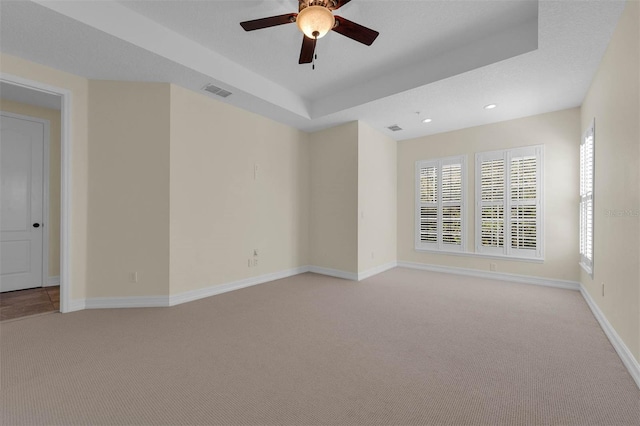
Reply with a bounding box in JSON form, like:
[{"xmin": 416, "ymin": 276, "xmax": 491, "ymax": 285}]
[
  {"xmin": 203, "ymin": 84, "xmax": 232, "ymax": 98},
  {"xmin": 387, "ymin": 124, "xmax": 403, "ymax": 132}
]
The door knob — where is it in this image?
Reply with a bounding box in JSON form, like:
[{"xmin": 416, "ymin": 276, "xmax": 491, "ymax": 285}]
[{"xmin": 33, "ymin": 223, "xmax": 40, "ymax": 228}]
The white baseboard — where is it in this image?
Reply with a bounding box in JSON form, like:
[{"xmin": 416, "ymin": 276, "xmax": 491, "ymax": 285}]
[
  {"xmin": 397, "ymin": 261, "xmax": 580, "ymax": 291},
  {"xmin": 170, "ymin": 263, "xmax": 398, "ymax": 307},
  {"xmin": 45, "ymin": 276, "xmax": 60, "ymax": 287},
  {"xmin": 85, "ymin": 295, "xmax": 169, "ymax": 309},
  {"xmin": 308, "ymin": 266, "xmax": 358, "ymax": 281},
  {"xmin": 67, "ymin": 264, "xmax": 399, "ymax": 312},
  {"xmin": 169, "ymin": 266, "xmax": 309, "ymax": 306},
  {"xmin": 77, "ymin": 267, "xmax": 311, "ymax": 309},
  {"xmin": 580, "ymin": 285, "xmax": 640, "ymax": 390},
  {"xmin": 358, "ymin": 261, "xmax": 398, "ymax": 281},
  {"xmin": 67, "ymin": 299, "xmax": 86, "ymax": 312}
]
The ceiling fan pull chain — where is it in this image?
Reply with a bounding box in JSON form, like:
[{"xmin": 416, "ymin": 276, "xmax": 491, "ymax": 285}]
[{"xmin": 312, "ymin": 35, "xmax": 318, "ymax": 70}]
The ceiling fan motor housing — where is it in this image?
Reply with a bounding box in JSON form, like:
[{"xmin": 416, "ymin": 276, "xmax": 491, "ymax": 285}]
[
  {"xmin": 298, "ymin": 0, "xmax": 338, "ymax": 12},
  {"xmin": 296, "ymin": 4, "xmax": 336, "ymax": 39}
]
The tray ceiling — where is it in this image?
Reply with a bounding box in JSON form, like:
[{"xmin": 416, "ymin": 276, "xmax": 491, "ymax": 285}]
[{"xmin": 0, "ymin": 0, "xmax": 626, "ymax": 140}]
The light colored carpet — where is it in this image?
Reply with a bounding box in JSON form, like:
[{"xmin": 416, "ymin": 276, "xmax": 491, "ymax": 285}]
[{"xmin": 1, "ymin": 268, "xmax": 638, "ymax": 425}]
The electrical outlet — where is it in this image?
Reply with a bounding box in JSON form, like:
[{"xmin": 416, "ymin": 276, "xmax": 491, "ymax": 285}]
[
  {"xmin": 129, "ymin": 272, "xmax": 139, "ymax": 283},
  {"xmin": 490, "ymin": 263, "xmax": 497, "ymax": 272}
]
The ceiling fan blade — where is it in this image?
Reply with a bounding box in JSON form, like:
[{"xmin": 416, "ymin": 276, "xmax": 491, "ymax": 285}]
[
  {"xmin": 332, "ymin": 16, "xmax": 379, "ymax": 46},
  {"xmin": 328, "ymin": 0, "xmax": 352, "ymax": 11},
  {"xmin": 240, "ymin": 13, "xmax": 297, "ymax": 31},
  {"xmin": 299, "ymin": 35, "xmax": 316, "ymax": 64}
]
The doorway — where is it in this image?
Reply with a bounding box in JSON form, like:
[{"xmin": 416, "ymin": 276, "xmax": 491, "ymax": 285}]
[
  {"xmin": 1, "ymin": 112, "xmax": 50, "ymax": 293},
  {"xmin": 0, "ymin": 111, "xmax": 56, "ymax": 321},
  {"xmin": 0, "ymin": 75, "xmax": 71, "ymax": 315}
]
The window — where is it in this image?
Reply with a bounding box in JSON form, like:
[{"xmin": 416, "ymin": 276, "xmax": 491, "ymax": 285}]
[
  {"xmin": 580, "ymin": 121, "xmax": 594, "ymax": 273},
  {"xmin": 415, "ymin": 156, "xmax": 466, "ymax": 252},
  {"xmin": 475, "ymin": 146, "xmax": 543, "ymax": 259}
]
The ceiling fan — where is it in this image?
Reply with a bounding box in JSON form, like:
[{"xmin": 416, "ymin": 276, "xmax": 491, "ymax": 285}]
[{"xmin": 240, "ymin": 0, "xmax": 379, "ymax": 65}]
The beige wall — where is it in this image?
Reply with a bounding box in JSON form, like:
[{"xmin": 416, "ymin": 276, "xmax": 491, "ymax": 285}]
[
  {"xmin": 2, "ymin": 3, "xmax": 633, "ymax": 342},
  {"xmin": 580, "ymin": 1, "xmax": 639, "ymax": 362},
  {"xmin": 87, "ymin": 81, "xmax": 171, "ymax": 297},
  {"xmin": 398, "ymin": 108, "xmax": 581, "ymax": 281},
  {"xmin": 358, "ymin": 121, "xmax": 397, "ymax": 273},
  {"xmin": 0, "ymin": 99, "xmax": 61, "ymax": 278},
  {"xmin": 169, "ymin": 85, "xmax": 309, "ymax": 294},
  {"xmin": 0, "ymin": 53, "xmax": 89, "ymax": 302},
  {"xmin": 309, "ymin": 122, "xmax": 359, "ymax": 274}
]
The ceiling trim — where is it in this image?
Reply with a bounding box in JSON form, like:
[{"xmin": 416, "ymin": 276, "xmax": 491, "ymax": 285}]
[
  {"xmin": 33, "ymin": 0, "xmax": 311, "ymax": 118},
  {"xmin": 311, "ymin": 18, "xmax": 538, "ymax": 118}
]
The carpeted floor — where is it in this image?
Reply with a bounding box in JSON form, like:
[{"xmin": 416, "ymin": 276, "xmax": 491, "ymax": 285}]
[{"xmin": 1, "ymin": 268, "xmax": 638, "ymax": 425}]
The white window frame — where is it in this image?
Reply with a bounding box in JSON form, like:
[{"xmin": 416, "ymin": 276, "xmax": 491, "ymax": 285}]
[
  {"xmin": 475, "ymin": 145, "xmax": 544, "ymax": 260},
  {"xmin": 580, "ymin": 120, "xmax": 594, "ymax": 275},
  {"xmin": 415, "ymin": 156, "xmax": 466, "ymax": 253}
]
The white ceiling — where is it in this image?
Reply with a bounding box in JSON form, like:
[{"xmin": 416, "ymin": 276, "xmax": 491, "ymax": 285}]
[{"xmin": 0, "ymin": 0, "xmax": 625, "ymax": 140}]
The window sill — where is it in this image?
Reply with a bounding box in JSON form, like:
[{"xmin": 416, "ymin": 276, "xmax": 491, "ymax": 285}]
[
  {"xmin": 414, "ymin": 248, "xmax": 544, "ymax": 263},
  {"xmin": 579, "ymin": 262, "xmax": 593, "ymax": 276}
]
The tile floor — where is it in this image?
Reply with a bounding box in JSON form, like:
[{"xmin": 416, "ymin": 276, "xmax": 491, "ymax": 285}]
[{"xmin": 0, "ymin": 286, "xmax": 60, "ymax": 321}]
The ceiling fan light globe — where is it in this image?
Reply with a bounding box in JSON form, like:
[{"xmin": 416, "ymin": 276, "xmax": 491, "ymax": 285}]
[{"xmin": 296, "ymin": 6, "xmax": 335, "ymax": 39}]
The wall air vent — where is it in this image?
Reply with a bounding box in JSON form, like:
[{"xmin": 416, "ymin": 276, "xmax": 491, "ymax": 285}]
[
  {"xmin": 203, "ymin": 84, "xmax": 232, "ymax": 98},
  {"xmin": 387, "ymin": 124, "xmax": 403, "ymax": 131}
]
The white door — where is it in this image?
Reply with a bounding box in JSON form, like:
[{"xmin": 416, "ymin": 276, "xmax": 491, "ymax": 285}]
[{"xmin": 1, "ymin": 113, "xmax": 45, "ymax": 292}]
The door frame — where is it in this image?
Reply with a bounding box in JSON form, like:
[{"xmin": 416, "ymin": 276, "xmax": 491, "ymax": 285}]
[
  {"xmin": 0, "ymin": 110, "xmax": 50, "ymax": 290},
  {"xmin": 0, "ymin": 73, "xmax": 72, "ymax": 313}
]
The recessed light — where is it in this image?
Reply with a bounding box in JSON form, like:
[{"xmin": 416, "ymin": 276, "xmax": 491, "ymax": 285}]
[
  {"xmin": 484, "ymin": 104, "xmax": 497, "ymax": 110},
  {"xmin": 422, "ymin": 118, "xmax": 432, "ymax": 123}
]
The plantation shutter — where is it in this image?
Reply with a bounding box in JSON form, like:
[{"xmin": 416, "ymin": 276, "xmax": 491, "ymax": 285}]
[
  {"xmin": 441, "ymin": 160, "xmax": 463, "ymax": 247},
  {"xmin": 418, "ymin": 163, "xmax": 438, "ymax": 247},
  {"xmin": 479, "ymin": 157, "xmax": 505, "ymax": 254},
  {"xmin": 580, "ymin": 122, "xmax": 594, "ymax": 271},
  {"xmin": 476, "ymin": 146, "xmax": 543, "ymax": 259},
  {"xmin": 509, "ymin": 151, "xmax": 540, "ymax": 257},
  {"xmin": 416, "ymin": 156, "xmax": 465, "ymax": 252}
]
